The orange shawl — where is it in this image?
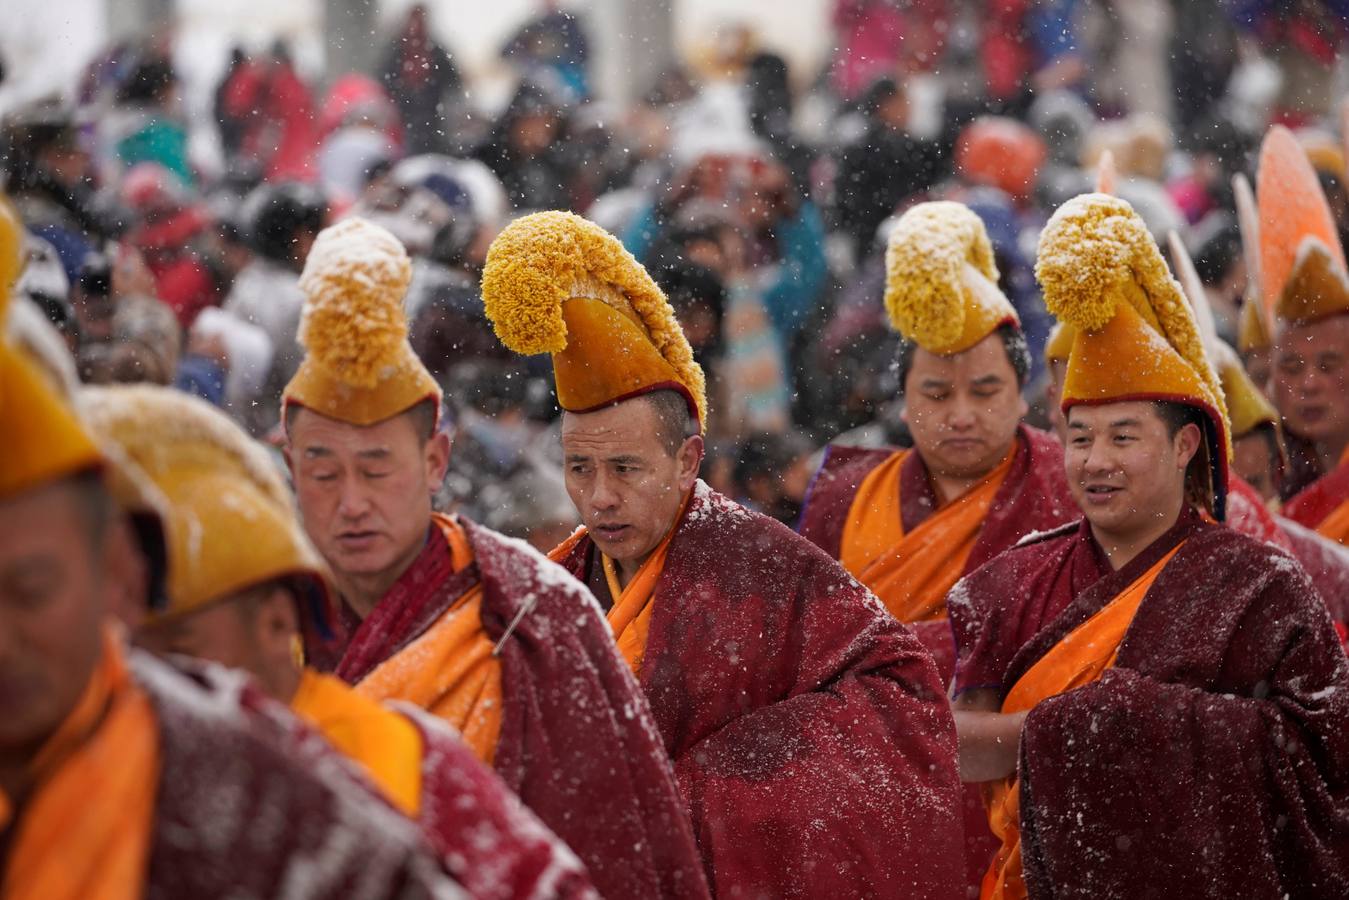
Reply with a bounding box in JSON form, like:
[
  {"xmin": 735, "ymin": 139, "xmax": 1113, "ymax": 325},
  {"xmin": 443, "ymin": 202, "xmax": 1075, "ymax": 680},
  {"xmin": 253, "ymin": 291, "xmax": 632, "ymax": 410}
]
[
  {"xmin": 354, "ymin": 514, "xmax": 503, "ymax": 764},
  {"xmin": 841, "ymin": 448, "xmax": 1015, "ymax": 622},
  {"xmin": 1316, "ymin": 446, "xmax": 1349, "ymax": 544},
  {"xmin": 1, "ymin": 628, "xmax": 158, "ymax": 900},
  {"xmin": 291, "ymin": 668, "xmax": 423, "ymax": 816},
  {"xmin": 550, "ymin": 493, "xmax": 690, "ymax": 674},
  {"xmin": 980, "ymin": 543, "xmax": 1185, "ymax": 900}
]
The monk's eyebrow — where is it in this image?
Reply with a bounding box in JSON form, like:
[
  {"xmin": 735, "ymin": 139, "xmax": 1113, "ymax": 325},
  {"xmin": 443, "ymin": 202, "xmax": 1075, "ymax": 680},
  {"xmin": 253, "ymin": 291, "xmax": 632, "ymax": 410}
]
[
  {"xmin": 355, "ymin": 447, "xmax": 391, "ymax": 460},
  {"xmin": 303, "ymin": 446, "xmax": 334, "ymax": 459},
  {"xmin": 919, "ymin": 377, "xmax": 952, "ymax": 389},
  {"xmin": 972, "ymin": 374, "xmax": 1006, "ymax": 386},
  {"xmin": 607, "ymin": 455, "xmax": 642, "ymax": 465},
  {"xmin": 1108, "ymin": 418, "xmax": 1143, "ymax": 428}
]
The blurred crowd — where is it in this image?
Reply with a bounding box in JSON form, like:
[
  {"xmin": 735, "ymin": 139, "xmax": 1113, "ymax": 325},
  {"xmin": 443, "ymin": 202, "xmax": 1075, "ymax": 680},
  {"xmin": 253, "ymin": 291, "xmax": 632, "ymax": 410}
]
[{"xmin": 4, "ymin": 0, "xmax": 1349, "ymax": 545}]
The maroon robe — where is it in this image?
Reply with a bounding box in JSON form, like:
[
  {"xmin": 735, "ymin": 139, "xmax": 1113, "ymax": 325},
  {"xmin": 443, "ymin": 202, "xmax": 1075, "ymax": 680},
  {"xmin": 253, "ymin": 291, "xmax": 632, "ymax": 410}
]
[
  {"xmin": 796, "ymin": 424, "xmax": 1077, "ymax": 682},
  {"xmin": 128, "ymin": 652, "xmax": 462, "ymax": 900},
  {"xmin": 308, "ymin": 516, "xmax": 709, "ymax": 900},
  {"xmin": 555, "ymin": 481, "xmax": 964, "ymax": 899},
  {"xmin": 1282, "ymin": 452, "xmax": 1349, "ymax": 533},
  {"xmin": 1228, "ymin": 475, "xmax": 1349, "ymax": 625},
  {"xmin": 948, "ymin": 510, "xmax": 1349, "ymax": 898}
]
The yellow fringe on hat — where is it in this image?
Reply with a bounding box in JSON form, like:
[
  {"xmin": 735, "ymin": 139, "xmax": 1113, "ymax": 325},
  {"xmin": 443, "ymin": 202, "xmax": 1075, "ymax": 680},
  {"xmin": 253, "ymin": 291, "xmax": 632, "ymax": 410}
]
[
  {"xmin": 1038, "ymin": 194, "xmax": 1229, "ymax": 431},
  {"xmin": 883, "ymin": 202, "xmax": 999, "ymax": 349},
  {"xmin": 481, "ymin": 210, "xmax": 707, "ymax": 424},
  {"xmin": 297, "ymin": 218, "xmax": 413, "ymax": 389}
]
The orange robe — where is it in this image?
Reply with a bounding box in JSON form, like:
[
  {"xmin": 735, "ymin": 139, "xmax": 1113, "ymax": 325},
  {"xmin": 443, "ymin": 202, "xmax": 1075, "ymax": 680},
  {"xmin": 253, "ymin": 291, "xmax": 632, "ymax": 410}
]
[
  {"xmin": 1283, "ymin": 444, "xmax": 1349, "ymax": 545},
  {"xmin": 340, "ymin": 513, "xmax": 503, "ymax": 763},
  {"xmin": 980, "ymin": 544, "xmax": 1183, "ymax": 900},
  {"xmin": 0, "ymin": 629, "xmax": 157, "ymax": 900}
]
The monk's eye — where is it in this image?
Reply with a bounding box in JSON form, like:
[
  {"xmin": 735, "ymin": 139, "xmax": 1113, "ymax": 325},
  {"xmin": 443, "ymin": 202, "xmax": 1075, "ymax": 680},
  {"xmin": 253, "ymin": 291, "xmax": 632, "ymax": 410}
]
[{"xmin": 922, "ymin": 392, "xmax": 948, "ymax": 402}]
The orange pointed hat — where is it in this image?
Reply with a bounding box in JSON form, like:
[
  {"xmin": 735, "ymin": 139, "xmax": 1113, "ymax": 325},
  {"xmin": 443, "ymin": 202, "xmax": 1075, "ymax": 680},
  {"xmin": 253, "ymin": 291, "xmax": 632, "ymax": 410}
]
[
  {"xmin": 0, "ymin": 195, "xmax": 104, "ymax": 501},
  {"xmin": 481, "ymin": 211, "xmax": 707, "ymax": 429},
  {"xmin": 884, "ymin": 201, "xmax": 1019, "ymax": 355},
  {"xmin": 1038, "ymin": 193, "xmax": 1231, "ymax": 519},
  {"xmin": 283, "ymin": 217, "xmax": 441, "ymax": 428},
  {"xmin": 81, "ymin": 384, "xmax": 333, "ymax": 624},
  {"xmin": 1257, "ymin": 126, "xmax": 1349, "ymax": 328}
]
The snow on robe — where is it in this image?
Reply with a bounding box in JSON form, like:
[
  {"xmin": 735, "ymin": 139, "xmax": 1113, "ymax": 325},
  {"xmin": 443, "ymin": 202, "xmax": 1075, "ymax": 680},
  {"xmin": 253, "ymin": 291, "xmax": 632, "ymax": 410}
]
[
  {"xmin": 306, "ymin": 514, "xmax": 709, "ymax": 900},
  {"xmin": 553, "ymin": 480, "xmax": 964, "ymax": 899},
  {"xmin": 949, "ymin": 508, "xmax": 1349, "ymax": 899}
]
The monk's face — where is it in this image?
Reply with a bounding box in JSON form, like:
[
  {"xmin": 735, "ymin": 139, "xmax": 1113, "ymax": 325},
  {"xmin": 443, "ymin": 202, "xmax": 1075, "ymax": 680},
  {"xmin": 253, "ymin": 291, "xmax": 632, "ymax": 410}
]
[
  {"xmin": 901, "ymin": 332, "xmax": 1028, "ymax": 479},
  {"xmin": 561, "ymin": 398, "xmax": 703, "ymax": 571},
  {"xmin": 289, "ymin": 408, "xmax": 450, "ymax": 590},
  {"xmin": 1064, "ymin": 402, "xmax": 1200, "ymax": 540},
  {"xmin": 136, "ymin": 584, "xmax": 300, "ymax": 702},
  {"xmin": 1233, "ymin": 430, "xmax": 1279, "ymax": 502},
  {"xmin": 0, "ymin": 481, "xmax": 124, "ymax": 758},
  {"xmin": 1271, "ymin": 316, "xmax": 1349, "ymax": 449}
]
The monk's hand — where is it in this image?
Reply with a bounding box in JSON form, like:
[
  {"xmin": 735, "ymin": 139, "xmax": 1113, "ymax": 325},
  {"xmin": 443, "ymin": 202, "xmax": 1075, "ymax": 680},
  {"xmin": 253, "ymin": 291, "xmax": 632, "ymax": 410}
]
[{"xmin": 952, "ymin": 690, "xmax": 1030, "ymax": 783}]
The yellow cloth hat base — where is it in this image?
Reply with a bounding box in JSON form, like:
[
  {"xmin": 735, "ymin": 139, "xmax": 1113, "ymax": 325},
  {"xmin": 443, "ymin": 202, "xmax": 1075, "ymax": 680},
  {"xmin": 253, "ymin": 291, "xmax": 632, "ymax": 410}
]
[
  {"xmin": 1063, "ymin": 301, "xmax": 1216, "ymax": 413},
  {"xmin": 1219, "ymin": 359, "xmax": 1279, "ymax": 440},
  {"xmin": 0, "ymin": 345, "xmax": 102, "ymax": 500},
  {"xmin": 285, "ymin": 341, "xmax": 441, "ymax": 428},
  {"xmin": 153, "ymin": 465, "xmax": 329, "ymax": 617},
  {"xmin": 1275, "ymin": 239, "xmax": 1349, "ymax": 327},
  {"xmin": 553, "ymin": 296, "xmax": 695, "ymax": 415},
  {"xmin": 1237, "ymin": 296, "xmax": 1271, "ymax": 353}
]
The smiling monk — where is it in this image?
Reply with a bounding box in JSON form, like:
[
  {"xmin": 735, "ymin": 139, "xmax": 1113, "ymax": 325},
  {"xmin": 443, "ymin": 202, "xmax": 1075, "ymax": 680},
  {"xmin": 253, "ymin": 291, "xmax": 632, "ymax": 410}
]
[
  {"xmin": 281, "ymin": 218, "xmax": 707, "ymax": 900},
  {"xmin": 949, "ymin": 193, "xmax": 1349, "ymax": 899},
  {"xmin": 483, "ymin": 210, "xmax": 963, "ymax": 899}
]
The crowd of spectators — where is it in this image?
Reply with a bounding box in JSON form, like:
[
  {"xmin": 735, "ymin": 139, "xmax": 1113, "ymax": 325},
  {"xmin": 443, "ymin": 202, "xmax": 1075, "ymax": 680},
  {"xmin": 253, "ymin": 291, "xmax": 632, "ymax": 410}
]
[{"xmin": 5, "ymin": 0, "xmax": 1349, "ymax": 545}]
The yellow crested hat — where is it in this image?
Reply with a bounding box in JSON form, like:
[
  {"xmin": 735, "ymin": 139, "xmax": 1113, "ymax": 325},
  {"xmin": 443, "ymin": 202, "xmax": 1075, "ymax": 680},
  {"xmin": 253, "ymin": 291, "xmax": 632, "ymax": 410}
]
[
  {"xmin": 0, "ymin": 195, "xmax": 105, "ymax": 501},
  {"xmin": 81, "ymin": 384, "xmax": 332, "ymax": 623},
  {"xmin": 1257, "ymin": 126, "xmax": 1349, "ymax": 329},
  {"xmin": 481, "ymin": 210, "xmax": 707, "ymax": 429},
  {"xmin": 284, "ymin": 218, "xmax": 441, "ymax": 428},
  {"xmin": 1038, "ymin": 193, "xmax": 1231, "ymax": 518},
  {"xmin": 884, "ymin": 201, "xmax": 1019, "ymax": 355}
]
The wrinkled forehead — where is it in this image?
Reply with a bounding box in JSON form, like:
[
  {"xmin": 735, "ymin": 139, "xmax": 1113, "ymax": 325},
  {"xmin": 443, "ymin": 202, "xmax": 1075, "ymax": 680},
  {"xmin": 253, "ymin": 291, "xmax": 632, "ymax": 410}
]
[
  {"xmin": 289, "ymin": 407, "xmax": 417, "ymax": 460},
  {"xmin": 1274, "ymin": 314, "xmax": 1349, "ymax": 359},
  {"xmin": 561, "ymin": 402, "xmax": 661, "ymax": 454}
]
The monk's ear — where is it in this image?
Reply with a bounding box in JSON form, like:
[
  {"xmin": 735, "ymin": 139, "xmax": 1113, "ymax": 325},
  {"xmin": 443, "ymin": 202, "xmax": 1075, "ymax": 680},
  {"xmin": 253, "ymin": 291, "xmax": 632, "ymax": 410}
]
[
  {"xmin": 424, "ymin": 430, "xmax": 451, "ymax": 487},
  {"xmin": 1174, "ymin": 422, "xmax": 1203, "ymax": 470},
  {"xmin": 676, "ymin": 434, "xmax": 704, "ymax": 493}
]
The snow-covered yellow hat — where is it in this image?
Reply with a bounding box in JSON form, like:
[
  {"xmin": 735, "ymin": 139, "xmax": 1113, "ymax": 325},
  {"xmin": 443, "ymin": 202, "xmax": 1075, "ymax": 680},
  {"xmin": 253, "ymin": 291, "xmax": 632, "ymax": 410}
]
[
  {"xmin": 0, "ymin": 195, "xmax": 105, "ymax": 501},
  {"xmin": 82, "ymin": 384, "xmax": 332, "ymax": 625},
  {"xmin": 1044, "ymin": 323, "xmax": 1075, "ymax": 366},
  {"xmin": 481, "ymin": 210, "xmax": 707, "ymax": 429},
  {"xmin": 1038, "ymin": 193, "xmax": 1231, "ymax": 518},
  {"xmin": 884, "ymin": 201, "xmax": 1019, "ymax": 356},
  {"xmin": 283, "ymin": 218, "xmax": 441, "ymax": 428}
]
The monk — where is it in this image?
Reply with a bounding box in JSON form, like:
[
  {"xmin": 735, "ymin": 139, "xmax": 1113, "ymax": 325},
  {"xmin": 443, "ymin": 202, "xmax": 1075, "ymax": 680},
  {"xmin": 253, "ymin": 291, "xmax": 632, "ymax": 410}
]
[
  {"xmin": 798, "ymin": 202, "xmax": 1076, "ymax": 684},
  {"xmin": 950, "ymin": 193, "xmax": 1349, "ymax": 899},
  {"xmin": 0, "ymin": 204, "xmax": 460, "ymax": 899},
  {"xmin": 282, "ymin": 218, "xmax": 706, "ymax": 900},
  {"xmin": 1258, "ymin": 125, "xmax": 1349, "ymax": 544},
  {"xmin": 81, "ymin": 383, "xmax": 594, "ymax": 900},
  {"xmin": 483, "ymin": 211, "xmax": 964, "ymax": 899}
]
